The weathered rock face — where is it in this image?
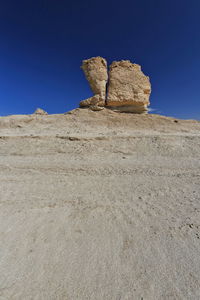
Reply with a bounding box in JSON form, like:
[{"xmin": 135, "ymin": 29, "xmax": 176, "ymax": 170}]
[
  {"xmin": 106, "ymin": 60, "xmax": 151, "ymax": 113},
  {"xmin": 79, "ymin": 57, "xmax": 151, "ymax": 113},
  {"xmin": 81, "ymin": 56, "xmax": 108, "ymax": 107}
]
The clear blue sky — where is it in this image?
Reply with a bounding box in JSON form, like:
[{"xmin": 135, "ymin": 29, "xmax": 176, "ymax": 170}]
[{"xmin": 0, "ymin": 0, "xmax": 200, "ymax": 119}]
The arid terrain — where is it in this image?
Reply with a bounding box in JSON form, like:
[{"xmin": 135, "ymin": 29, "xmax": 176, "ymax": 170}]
[{"xmin": 0, "ymin": 108, "xmax": 200, "ymax": 299}]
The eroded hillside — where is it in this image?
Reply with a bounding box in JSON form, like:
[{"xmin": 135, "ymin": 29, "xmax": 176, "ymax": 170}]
[{"xmin": 0, "ymin": 109, "xmax": 200, "ymax": 299}]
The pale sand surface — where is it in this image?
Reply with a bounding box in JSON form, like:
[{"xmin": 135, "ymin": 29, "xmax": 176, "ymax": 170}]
[{"xmin": 0, "ymin": 108, "xmax": 200, "ymax": 299}]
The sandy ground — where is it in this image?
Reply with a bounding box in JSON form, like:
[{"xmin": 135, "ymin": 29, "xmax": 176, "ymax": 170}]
[{"xmin": 0, "ymin": 108, "xmax": 200, "ymax": 300}]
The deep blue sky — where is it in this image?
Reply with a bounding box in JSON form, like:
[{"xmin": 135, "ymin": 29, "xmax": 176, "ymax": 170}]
[{"xmin": 0, "ymin": 0, "xmax": 200, "ymax": 119}]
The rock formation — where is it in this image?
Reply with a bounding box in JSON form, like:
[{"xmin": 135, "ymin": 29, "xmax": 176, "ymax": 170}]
[
  {"xmin": 33, "ymin": 108, "xmax": 48, "ymax": 115},
  {"xmin": 106, "ymin": 60, "xmax": 151, "ymax": 113},
  {"xmin": 79, "ymin": 57, "xmax": 151, "ymax": 113},
  {"xmin": 79, "ymin": 95, "xmax": 103, "ymax": 109},
  {"xmin": 80, "ymin": 56, "xmax": 108, "ymax": 108}
]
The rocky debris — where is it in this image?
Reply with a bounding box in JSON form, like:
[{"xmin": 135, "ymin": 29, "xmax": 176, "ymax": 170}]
[
  {"xmin": 107, "ymin": 60, "xmax": 151, "ymax": 113},
  {"xmin": 81, "ymin": 57, "xmax": 108, "ymax": 107},
  {"xmin": 79, "ymin": 57, "xmax": 151, "ymax": 113},
  {"xmin": 79, "ymin": 95, "xmax": 105, "ymax": 111},
  {"xmin": 79, "ymin": 95, "xmax": 104, "ymax": 108},
  {"xmin": 89, "ymin": 106, "xmax": 104, "ymax": 111},
  {"xmin": 33, "ymin": 108, "xmax": 48, "ymax": 115}
]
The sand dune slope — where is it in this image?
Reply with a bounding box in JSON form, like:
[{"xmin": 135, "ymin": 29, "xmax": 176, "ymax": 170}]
[{"xmin": 0, "ymin": 109, "xmax": 200, "ymax": 299}]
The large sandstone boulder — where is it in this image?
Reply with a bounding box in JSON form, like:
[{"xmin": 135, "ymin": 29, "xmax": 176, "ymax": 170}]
[
  {"xmin": 79, "ymin": 57, "xmax": 151, "ymax": 113},
  {"xmin": 80, "ymin": 57, "xmax": 108, "ymax": 107},
  {"xmin": 106, "ymin": 60, "xmax": 151, "ymax": 113}
]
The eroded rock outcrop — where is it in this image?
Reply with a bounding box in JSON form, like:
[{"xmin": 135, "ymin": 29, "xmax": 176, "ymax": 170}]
[
  {"xmin": 107, "ymin": 60, "xmax": 151, "ymax": 113},
  {"xmin": 80, "ymin": 57, "xmax": 108, "ymax": 107},
  {"xmin": 79, "ymin": 57, "xmax": 151, "ymax": 113},
  {"xmin": 79, "ymin": 95, "xmax": 104, "ymax": 108},
  {"xmin": 33, "ymin": 108, "xmax": 48, "ymax": 115}
]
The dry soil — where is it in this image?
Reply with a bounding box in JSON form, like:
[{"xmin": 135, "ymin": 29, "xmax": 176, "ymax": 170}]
[{"xmin": 0, "ymin": 108, "xmax": 200, "ymax": 299}]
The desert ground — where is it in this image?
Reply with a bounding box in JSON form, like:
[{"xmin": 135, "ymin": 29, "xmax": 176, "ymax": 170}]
[{"xmin": 0, "ymin": 108, "xmax": 200, "ymax": 299}]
